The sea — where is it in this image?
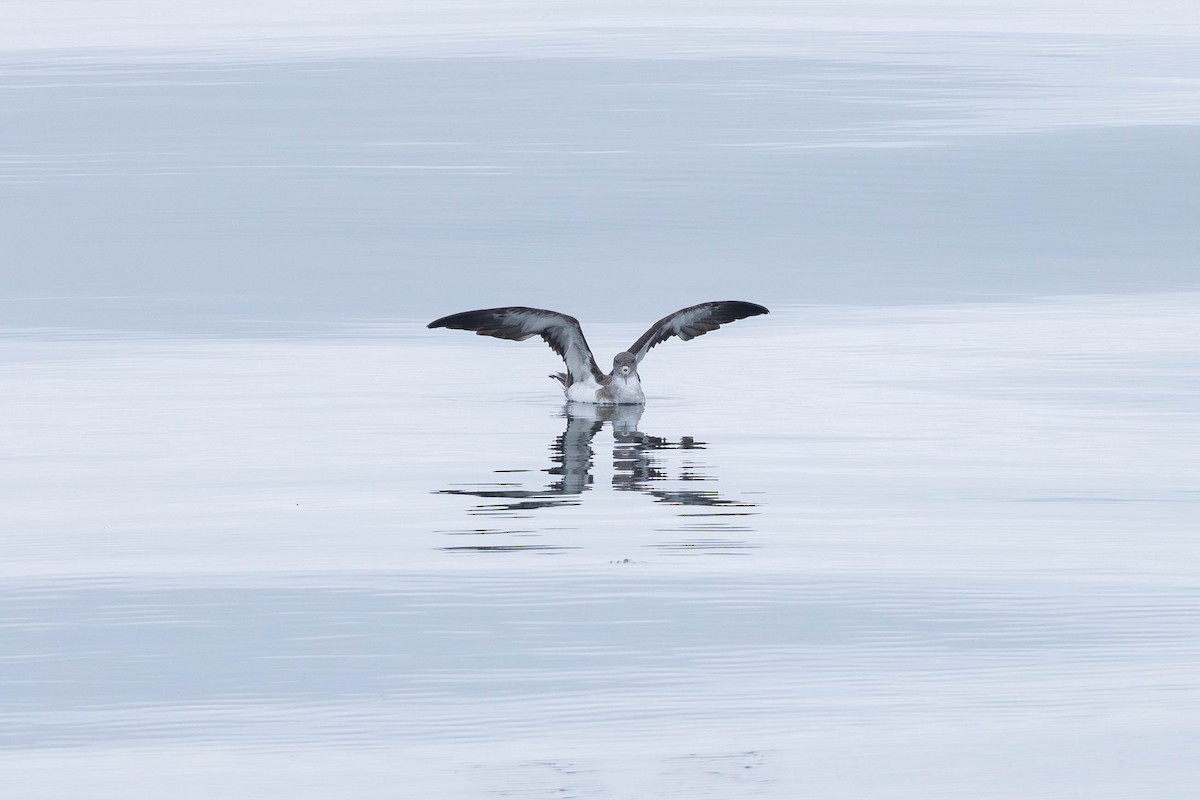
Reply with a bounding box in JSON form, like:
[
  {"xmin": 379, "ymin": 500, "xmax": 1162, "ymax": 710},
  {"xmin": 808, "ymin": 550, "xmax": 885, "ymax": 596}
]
[{"xmin": 2, "ymin": 3, "xmax": 1198, "ymax": 797}]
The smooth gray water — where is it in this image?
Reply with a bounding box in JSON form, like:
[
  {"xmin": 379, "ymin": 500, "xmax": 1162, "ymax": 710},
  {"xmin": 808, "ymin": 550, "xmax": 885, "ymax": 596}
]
[
  {"xmin": 4, "ymin": 298, "xmax": 1199, "ymax": 797},
  {"xmin": 3, "ymin": 4, "xmax": 1200, "ymax": 798},
  {"xmin": 4, "ymin": 23, "xmax": 1199, "ymax": 329}
]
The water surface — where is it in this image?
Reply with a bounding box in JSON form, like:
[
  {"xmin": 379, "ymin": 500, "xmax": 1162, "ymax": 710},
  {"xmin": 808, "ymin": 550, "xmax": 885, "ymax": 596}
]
[
  {"xmin": 3, "ymin": 297, "xmax": 1198, "ymax": 797},
  {"xmin": 3, "ymin": 3, "xmax": 1199, "ymax": 797}
]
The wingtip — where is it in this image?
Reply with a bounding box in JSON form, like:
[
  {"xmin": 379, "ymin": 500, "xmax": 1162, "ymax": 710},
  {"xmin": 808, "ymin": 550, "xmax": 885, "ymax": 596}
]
[
  {"xmin": 723, "ymin": 300, "xmax": 769, "ymax": 317},
  {"xmin": 427, "ymin": 312, "xmax": 466, "ymax": 329}
]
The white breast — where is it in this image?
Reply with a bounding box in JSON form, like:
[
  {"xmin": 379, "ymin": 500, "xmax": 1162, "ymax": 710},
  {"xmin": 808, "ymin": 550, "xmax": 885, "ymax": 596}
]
[
  {"xmin": 608, "ymin": 374, "xmax": 646, "ymax": 404},
  {"xmin": 563, "ymin": 374, "xmax": 645, "ymax": 405}
]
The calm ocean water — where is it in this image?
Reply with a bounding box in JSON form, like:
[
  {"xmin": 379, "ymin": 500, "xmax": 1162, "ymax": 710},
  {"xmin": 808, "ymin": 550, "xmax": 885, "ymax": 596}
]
[
  {"xmin": 4, "ymin": 298, "xmax": 1198, "ymax": 796},
  {"xmin": 2, "ymin": 3, "xmax": 1199, "ymax": 797}
]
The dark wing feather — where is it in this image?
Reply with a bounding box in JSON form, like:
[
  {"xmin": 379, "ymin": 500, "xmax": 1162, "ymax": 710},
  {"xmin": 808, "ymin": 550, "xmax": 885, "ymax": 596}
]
[
  {"xmin": 428, "ymin": 306, "xmax": 604, "ymax": 384},
  {"xmin": 627, "ymin": 301, "xmax": 769, "ymax": 365}
]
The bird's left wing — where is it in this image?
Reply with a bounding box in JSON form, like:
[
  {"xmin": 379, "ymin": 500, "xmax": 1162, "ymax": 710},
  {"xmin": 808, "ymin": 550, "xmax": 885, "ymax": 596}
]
[
  {"xmin": 428, "ymin": 306, "xmax": 604, "ymax": 384},
  {"xmin": 626, "ymin": 301, "xmax": 769, "ymax": 366}
]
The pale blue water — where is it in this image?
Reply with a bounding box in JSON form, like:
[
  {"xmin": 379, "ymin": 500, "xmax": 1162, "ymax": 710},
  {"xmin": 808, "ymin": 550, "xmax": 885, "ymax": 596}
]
[
  {"xmin": 2, "ymin": 4, "xmax": 1200, "ymax": 798},
  {"xmin": 4, "ymin": 298, "xmax": 1199, "ymax": 796}
]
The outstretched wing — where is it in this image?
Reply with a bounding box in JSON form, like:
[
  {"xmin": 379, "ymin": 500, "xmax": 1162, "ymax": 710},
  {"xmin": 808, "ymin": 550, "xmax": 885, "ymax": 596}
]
[
  {"xmin": 428, "ymin": 306, "xmax": 604, "ymax": 384},
  {"xmin": 627, "ymin": 301, "xmax": 769, "ymax": 366}
]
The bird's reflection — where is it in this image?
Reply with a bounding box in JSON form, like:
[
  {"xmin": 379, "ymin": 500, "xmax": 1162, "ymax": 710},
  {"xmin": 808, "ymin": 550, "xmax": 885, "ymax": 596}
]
[{"xmin": 437, "ymin": 404, "xmax": 755, "ymax": 518}]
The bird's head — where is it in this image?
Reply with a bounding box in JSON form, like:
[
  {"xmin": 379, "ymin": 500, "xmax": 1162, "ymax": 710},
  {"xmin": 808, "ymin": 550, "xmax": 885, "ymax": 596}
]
[{"xmin": 613, "ymin": 352, "xmax": 637, "ymax": 378}]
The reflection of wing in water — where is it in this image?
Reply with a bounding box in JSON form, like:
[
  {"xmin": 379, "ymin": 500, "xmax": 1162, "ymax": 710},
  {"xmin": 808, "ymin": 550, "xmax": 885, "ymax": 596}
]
[
  {"xmin": 435, "ymin": 405, "xmax": 628, "ymax": 515},
  {"xmin": 546, "ymin": 406, "xmax": 609, "ymax": 495},
  {"xmin": 612, "ymin": 427, "xmax": 751, "ymax": 510},
  {"xmin": 435, "ymin": 404, "xmax": 754, "ymax": 519}
]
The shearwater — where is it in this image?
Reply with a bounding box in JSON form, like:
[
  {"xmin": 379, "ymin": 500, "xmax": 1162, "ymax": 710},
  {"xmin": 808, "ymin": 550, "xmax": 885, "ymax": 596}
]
[{"xmin": 428, "ymin": 301, "xmax": 769, "ymax": 404}]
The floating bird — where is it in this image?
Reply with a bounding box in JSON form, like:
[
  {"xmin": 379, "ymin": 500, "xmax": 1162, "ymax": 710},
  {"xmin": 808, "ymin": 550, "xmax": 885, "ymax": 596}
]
[{"xmin": 427, "ymin": 301, "xmax": 768, "ymax": 404}]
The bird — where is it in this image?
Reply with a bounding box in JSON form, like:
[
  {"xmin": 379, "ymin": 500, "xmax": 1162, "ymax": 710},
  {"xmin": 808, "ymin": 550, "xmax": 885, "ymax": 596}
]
[{"xmin": 427, "ymin": 300, "xmax": 769, "ymax": 404}]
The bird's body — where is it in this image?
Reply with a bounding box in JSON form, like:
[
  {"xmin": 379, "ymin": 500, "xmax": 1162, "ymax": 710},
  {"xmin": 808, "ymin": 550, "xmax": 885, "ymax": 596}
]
[
  {"xmin": 561, "ymin": 371, "xmax": 645, "ymax": 405},
  {"xmin": 427, "ymin": 300, "xmax": 768, "ymax": 405}
]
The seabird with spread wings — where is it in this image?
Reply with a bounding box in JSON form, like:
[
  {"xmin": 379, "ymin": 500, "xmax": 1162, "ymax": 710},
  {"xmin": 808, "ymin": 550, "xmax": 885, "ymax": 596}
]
[{"xmin": 427, "ymin": 300, "xmax": 769, "ymax": 404}]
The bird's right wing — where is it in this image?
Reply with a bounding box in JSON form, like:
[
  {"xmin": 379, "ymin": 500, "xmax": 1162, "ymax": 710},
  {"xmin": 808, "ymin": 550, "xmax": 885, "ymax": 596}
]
[
  {"xmin": 428, "ymin": 307, "xmax": 604, "ymax": 384},
  {"xmin": 626, "ymin": 301, "xmax": 769, "ymax": 366}
]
